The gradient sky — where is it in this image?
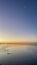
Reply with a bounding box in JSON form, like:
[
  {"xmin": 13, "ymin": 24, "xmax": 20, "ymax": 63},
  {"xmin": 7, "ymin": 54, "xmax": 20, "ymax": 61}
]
[{"xmin": 0, "ymin": 0, "xmax": 37, "ymax": 42}]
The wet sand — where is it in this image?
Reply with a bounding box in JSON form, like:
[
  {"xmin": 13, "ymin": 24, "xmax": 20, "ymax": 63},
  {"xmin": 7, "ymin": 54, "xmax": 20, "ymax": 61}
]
[{"xmin": 0, "ymin": 43, "xmax": 37, "ymax": 65}]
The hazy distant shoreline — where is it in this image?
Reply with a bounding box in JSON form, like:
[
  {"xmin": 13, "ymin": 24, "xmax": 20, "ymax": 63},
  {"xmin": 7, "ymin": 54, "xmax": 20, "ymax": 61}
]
[{"xmin": 0, "ymin": 42, "xmax": 37, "ymax": 46}]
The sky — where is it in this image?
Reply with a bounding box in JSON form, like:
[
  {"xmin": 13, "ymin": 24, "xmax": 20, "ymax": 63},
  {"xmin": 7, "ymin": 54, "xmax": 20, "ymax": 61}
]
[{"xmin": 0, "ymin": 0, "xmax": 37, "ymax": 43}]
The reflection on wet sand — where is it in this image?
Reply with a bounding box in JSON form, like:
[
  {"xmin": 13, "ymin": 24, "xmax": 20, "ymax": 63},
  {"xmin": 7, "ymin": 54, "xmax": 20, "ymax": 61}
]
[
  {"xmin": 0, "ymin": 43, "xmax": 37, "ymax": 65},
  {"xmin": 0, "ymin": 44, "xmax": 24, "ymax": 54},
  {"xmin": 0, "ymin": 43, "xmax": 37, "ymax": 54}
]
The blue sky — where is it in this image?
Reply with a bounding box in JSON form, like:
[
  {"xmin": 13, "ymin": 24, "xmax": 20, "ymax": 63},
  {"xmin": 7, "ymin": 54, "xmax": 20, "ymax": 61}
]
[{"xmin": 0, "ymin": 0, "xmax": 37, "ymax": 42}]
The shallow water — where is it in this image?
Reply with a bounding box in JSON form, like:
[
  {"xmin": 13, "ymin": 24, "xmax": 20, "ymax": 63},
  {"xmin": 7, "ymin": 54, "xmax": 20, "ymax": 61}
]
[{"xmin": 0, "ymin": 44, "xmax": 37, "ymax": 65}]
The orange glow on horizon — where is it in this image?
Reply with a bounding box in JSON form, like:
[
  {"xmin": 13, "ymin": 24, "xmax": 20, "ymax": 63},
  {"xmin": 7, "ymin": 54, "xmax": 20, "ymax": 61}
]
[{"xmin": 0, "ymin": 38, "xmax": 37, "ymax": 43}]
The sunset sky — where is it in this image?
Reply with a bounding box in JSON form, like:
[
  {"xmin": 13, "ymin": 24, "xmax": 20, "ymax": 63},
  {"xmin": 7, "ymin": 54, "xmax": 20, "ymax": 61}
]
[{"xmin": 0, "ymin": 0, "xmax": 37, "ymax": 43}]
